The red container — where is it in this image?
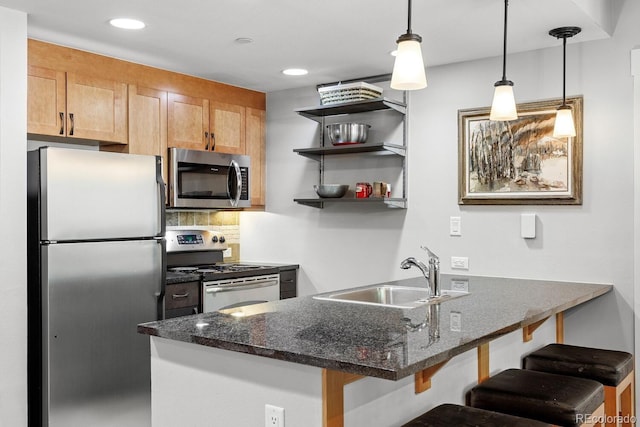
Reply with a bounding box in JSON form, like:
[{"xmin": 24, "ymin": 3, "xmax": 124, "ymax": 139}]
[{"xmin": 355, "ymin": 182, "xmax": 372, "ymax": 198}]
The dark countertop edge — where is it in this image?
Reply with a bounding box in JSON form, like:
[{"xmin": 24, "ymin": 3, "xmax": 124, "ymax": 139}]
[
  {"xmin": 165, "ymin": 274, "xmax": 201, "ymax": 285},
  {"xmin": 165, "ymin": 263, "xmax": 298, "ymax": 284},
  {"xmin": 236, "ymin": 261, "xmax": 299, "ymax": 270},
  {"xmin": 141, "ymin": 281, "xmax": 613, "ymax": 381}
]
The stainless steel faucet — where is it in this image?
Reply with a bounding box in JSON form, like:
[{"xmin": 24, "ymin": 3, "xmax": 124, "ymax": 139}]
[{"xmin": 400, "ymin": 246, "xmax": 441, "ymax": 297}]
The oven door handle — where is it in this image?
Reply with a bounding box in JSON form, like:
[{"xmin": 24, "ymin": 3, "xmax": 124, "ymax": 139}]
[{"xmin": 205, "ymin": 279, "xmax": 279, "ymax": 293}]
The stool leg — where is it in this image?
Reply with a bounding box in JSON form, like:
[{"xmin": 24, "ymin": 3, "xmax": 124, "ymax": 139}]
[
  {"xmin": 603, "ymin": 371, "xmax": 635, "ymax": 427},
  {"xmin": 582, "ymin": 402, "xmax": 605, "ymax": 427},
  {"xmin": 616, "ymin": 370, "xmax": 634, "ymax": 427}
]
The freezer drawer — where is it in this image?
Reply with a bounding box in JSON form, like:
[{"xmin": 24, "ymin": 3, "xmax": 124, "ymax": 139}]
[
  {"xmin": 40, "ymin": 239, "xmax": 162, "ymax": 427},
  {"xmin": 35, "ymin": 147, "xmax": 163, "ymax": 241}
]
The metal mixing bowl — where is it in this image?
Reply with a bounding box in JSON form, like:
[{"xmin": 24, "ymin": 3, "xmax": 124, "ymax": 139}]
[
  {"xmin": 314, "ymin": 184, "xmax": 349, "ymax": 198},
  {"xmin": 326, "ymin": 123, "xmax": 370, "ymax": 145}
]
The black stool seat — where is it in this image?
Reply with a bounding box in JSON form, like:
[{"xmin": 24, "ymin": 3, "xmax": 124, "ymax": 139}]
[
  {"xmin": 402, "ymin": 403, "xmax": 551, "ymax": 427},
  {"xmin": 523, "ymin": 343, "xmax": 633, "ymax": 387},
  {"xmin": 468, "ymin": 369, "xmax": 604, "ymax": 427}
]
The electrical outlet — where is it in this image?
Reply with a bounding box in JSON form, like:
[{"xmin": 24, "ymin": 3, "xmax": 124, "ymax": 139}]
[
  {"xmin": 265, "ymin": 404, "xmax": 285, "ymax": 427},
  {"xmin": 451, "ymin": 256, "xmax": 469, "ymax": 270}
]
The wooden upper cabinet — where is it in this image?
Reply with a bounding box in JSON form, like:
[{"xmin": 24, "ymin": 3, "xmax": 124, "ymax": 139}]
[
  {"xmin": 246, "ymin": 107, "xmax": 266, "ymax": 207},
  {"xmin": 28, "ymin": 66, "xmax": 128, "ymax": 144},
  {"xmin": 66, "ymin": 73, "xmax": 127, "ymax": 143},
  {"xmin": 101, "ymin": 84, "xmax": 168, "ymax": 197},
  {"xmin": 27, "ymin": 66, "xmax": 66, "ymax": 136},
  {"xmin": 168, "ymin": 93, "xmax": 210, "ymax": 150},
  {"xmin": 128, "ymin": 85, "xmax": 168, "ymax": 189},
  {"xmin": 210, "ymin": 101, "xmax": 246, "ymax": 154}
]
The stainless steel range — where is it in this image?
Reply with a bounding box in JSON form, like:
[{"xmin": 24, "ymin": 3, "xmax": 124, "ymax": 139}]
[{"xmin": 166, "ymin": 229, "xmax": 280, "ymax": 313}]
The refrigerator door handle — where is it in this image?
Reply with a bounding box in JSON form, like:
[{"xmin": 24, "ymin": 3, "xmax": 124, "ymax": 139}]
[
  {"xmin": 157, "ymin": 238, "xmax": 166, "ymax": 320},
  {"xmin": 156, "ymin": 156, "xmax": 166, "ymax": 237}
]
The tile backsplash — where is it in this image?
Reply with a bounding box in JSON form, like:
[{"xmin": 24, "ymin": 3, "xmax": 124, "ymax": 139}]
[{"xmin": 166, "ymin": 211, "xmax": 240, "ymax": 262}]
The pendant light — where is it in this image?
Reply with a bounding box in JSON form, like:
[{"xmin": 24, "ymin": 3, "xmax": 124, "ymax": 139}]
[
  {"xmin": 490, "ymin": 0, "xmax": 517, "ymax": 121},
  {"xmin": 549, "ymin": 26, "xmax": 581, "ymax": 138},
  {"xmin": 390, "ymin": 0, "xmax": 427, "ymax": 90}
]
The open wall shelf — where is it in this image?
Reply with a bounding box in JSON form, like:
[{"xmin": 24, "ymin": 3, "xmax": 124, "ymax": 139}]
[
  {"xmin": 295, "ymin": 98, "xmax": 406, "ymax": 122},
  {"xmin": 292, "ymin": 80, "xmax": 408, "ymax": 210},
  {"xmin": 293, "ymin": 143, "xmax": 406, "ymax": 161},
  {"xmin": 293, "ymin": 197, "xmax": 407, "ymax": 209}
]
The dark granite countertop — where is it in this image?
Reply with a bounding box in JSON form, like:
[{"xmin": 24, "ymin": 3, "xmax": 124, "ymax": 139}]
[
  {"xmin": 139, "ymin": 274, "xmax": 611, "ymax": 381},
  {"xmin": 236, "ymin": 261, "xmax": 300, "ymax": 271},
  {"xmin": 165, "ymin": 263, "xmax": 298, "ymax": 285},
  {"xmin": 165, "ymin": 271, "xmax": 200, "ymax": 285}
]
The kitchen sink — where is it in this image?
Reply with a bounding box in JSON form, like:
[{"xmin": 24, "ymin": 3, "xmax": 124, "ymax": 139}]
[{"xmin": 313, "ymin": 285, "xmax": 469, "ymax": 309}]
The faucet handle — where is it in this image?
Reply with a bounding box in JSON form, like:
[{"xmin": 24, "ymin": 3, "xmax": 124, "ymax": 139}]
[{"xmin": 420, "ymin": 245, "xmax": 439, "ymax": 262}]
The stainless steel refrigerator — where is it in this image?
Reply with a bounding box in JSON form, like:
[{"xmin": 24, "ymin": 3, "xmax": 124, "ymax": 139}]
[{"xmin": 27, "ymin": 147, "xmax": 165, "ymax": 427}]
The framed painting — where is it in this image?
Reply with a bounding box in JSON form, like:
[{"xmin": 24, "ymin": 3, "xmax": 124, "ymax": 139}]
[{"xmin": 458, "ymin": 96, "xmax": 583, "ymax": 205}]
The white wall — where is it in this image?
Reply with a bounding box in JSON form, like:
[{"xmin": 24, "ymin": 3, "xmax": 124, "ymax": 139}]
[
  {"xmin": 240, "ymin": 0, "xmax": 640, "ymax": 416},
  {"xmin": 0, "ymin": 6, "xmax": 27, "ymax": 427}
]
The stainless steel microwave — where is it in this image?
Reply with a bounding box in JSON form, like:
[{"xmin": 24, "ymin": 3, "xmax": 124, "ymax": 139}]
[{"xmin": 168, "ymin": 148, "xmax": 250, "ymax": 209}]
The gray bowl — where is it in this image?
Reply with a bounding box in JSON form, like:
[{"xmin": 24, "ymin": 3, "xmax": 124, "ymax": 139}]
[
  {"xmin": 314, "ymin": 184, "xmax": 349, "ymax": 198},
  {"xmin": 326, "ymin": 123, "xmax": 370, "ymax": 145}
]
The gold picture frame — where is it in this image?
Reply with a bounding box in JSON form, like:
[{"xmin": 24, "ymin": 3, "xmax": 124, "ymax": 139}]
[{"xmin": 458, "ymin": 96, "xmax": 583, "ymax": 205}]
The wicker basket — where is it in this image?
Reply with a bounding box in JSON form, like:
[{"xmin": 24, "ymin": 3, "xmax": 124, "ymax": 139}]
[{"xmin": 317, "ymin": 82, "xmax": 383, "ymax": 105}]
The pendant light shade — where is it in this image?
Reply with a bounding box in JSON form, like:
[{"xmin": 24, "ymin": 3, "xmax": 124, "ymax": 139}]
[
  {"xmin": 490, "ymin": 83, "xmax": 517, "ymax": 121},
  {"xmin": 549, "ymin": 26, "xmax": 581, "ymax": 138},
  {"xmin": 553, "ymin": 106, "xmax": 576, "ymax": 137},
  {"xmin": 490, "ymin": 0, "xmax": 517, "ymax": 121},
  {"xmin": 391, "ymin": 0, "xmax": 427, "ymax": 90}
]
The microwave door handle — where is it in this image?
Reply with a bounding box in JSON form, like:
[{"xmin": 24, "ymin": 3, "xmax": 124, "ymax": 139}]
[{"xmin": 229, "ymin": 160, "xmax": 241, "ymax": 207}]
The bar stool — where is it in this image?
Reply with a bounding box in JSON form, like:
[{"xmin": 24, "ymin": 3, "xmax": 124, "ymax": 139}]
[
  {"xmin": 523, "ymin": 344, "xmax": 634, "ymax": 427},
  {"xmin": 468, "ymin": 368, "xmax": 605, "ymax": 427},
  {"xmin": 401, "ymin": 403, "xmax": 551, "ymax": 426}
]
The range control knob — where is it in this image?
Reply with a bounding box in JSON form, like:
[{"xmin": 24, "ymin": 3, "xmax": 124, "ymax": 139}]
[
  {"xmin": 211, "ymin": 236, "xmax": 218, "ymax": 243},
  {"xmin": 219, "ymin": 236, "xmax": 226, "ymax": 243}
]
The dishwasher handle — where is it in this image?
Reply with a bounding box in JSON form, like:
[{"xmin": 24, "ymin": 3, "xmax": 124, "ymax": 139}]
[{"xmin": 205, "ymin": 279, "xmax": 279, "ymax": 294}]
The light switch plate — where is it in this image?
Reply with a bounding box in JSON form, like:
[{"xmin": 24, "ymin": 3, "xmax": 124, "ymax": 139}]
[
  {"xmin": 450, "ymin": 216, "xmax": 462, "ymax": 236},
  {"xmin": 521, "ymin": 213, "xmax": 536, "ymax": 239}
]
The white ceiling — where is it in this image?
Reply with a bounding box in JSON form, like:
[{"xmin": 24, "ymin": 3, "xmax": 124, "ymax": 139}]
[{"xmin": 0, "ymin": 0, "xmax": 623, "ymax": 93}]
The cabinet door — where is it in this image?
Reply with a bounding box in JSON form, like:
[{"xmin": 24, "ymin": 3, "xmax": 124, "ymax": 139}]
[
  {"xmin": 246, "ymin": 107, "xmax": 266, "ymax": 207},
  {"xmin": 168, "ymin": 93, "xmax": 210, "ymax": 150},
  {"xmin": 128, "ymin": 85, "xmax": 168, "ymax": 196},
  {"xmin": 66, "ymin": 73, "xmax": 128, "ymax": 143},
  {"xmin": 210, "ymin": 101, "xmax": 245, "ymax": 154},
  {"xmin": 27, "ymin": 65, "xmax": 66, "ymax": 136}
]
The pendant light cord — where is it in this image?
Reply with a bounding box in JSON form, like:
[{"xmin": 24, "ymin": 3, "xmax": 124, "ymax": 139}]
[
  {"xmin": 562, "ymin": 36, "xmax": 567, "ymax": 106},
  {"xmin": 407, "ymin": 0, "xmax": 413, "ymax": 34},
  {"xmin": 501, "ymin": 0, "xmax": 509, "ymax": 82}
]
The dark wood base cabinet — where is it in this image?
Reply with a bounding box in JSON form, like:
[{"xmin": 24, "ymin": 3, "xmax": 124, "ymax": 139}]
[
  {"xmin": 164, "ymin": 281, "xmax": 200, "ymax": 319},
  {"xmin": 279, "ymin": 269, "xmax": 297, "ymax": 299}
]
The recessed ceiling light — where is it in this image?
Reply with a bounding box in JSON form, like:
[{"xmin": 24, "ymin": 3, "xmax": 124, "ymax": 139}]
[
  {"xmin": 282, "ymin": 68, "xmax": 308, "ymax": 76},
  {"xmin": 109, "ymin": 18, "xmax": 146, "ymax": 30}
]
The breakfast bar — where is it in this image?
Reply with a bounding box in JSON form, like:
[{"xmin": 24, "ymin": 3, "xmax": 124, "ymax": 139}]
[{"xmin": 138, "ymin": 275, "xmax": 612, "ymax": 426}]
